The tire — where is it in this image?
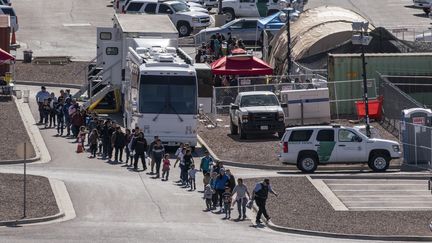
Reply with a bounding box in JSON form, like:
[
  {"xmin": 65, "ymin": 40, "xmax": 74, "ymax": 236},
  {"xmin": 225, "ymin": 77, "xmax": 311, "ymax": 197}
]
[
  {"xmin": 223, "ymin": 8, "xmax": 235, "ymax": 22},
  {"xmin": 297, "ymin": 155, "xmax": 318, "ymax": 173},
  {"xmin": 230, "ymin": 118, "xmax": 238, "ymax": 135},
  {"xmin": 368, "ymin": 153, "xmax": 390, "ymax": 172},
  {"xmin": 238, "ymin": 121, "xmax": 247, "ymax": 139},
  {"xmin": 177, "ymin": 22, "xmax": 192, "ymax": 37}
]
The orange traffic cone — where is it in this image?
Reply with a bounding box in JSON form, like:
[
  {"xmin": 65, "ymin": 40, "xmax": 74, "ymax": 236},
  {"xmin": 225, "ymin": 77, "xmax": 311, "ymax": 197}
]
[
  {"xmin": 76, "ymin": 143, "xmax": 83, "ymax": 153},
  {"xmin": 11, "ymin": 29, "xmax": 16, "ymax": 45}
]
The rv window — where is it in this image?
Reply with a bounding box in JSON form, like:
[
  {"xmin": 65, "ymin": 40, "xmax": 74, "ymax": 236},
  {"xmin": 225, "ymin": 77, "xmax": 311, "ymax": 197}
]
[
  {"xmin": 106, "ymin": 47, "xmax": 119, "ymax": 55},
  {"xmin": 100, "ymin": 32, "xmax": 112, "ymax": 40},
  {"xmin": 144, "ymin": 3, "xmax": 157, "ymax": 13}
]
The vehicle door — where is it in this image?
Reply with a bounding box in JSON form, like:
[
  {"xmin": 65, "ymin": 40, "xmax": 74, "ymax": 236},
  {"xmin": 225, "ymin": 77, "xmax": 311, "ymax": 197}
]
[
  {"xmin": 96, "ymin": 27, "xmax": 120, "ymax": 66},
  {"xmin": 335, "ymin": 128, "xmax": 367, "ymax": 162},
  {"xmin": 238, "ymin": 0, "xmax": 258, "ymax": 17},
  {"xmin": 125, "ymin": 1, "xmax": 145, "ymax": 13},
  {"xmin": 239, "ymin": 20, "xmax": 258, "ymax": 42},
  {"xmin": 315, "ymin": 129, "xmax": 337, "ymax": 163},
  {"xmin": 100, "ymin": 41, "xmax": 123, "ymax": 85},
  {"xmin": 144, "ymin": 3, "xmax": 157, "ymax": 14},
  {"xmin": 157, "ymin": 3, "xmax": 176, "ymax": 22}
]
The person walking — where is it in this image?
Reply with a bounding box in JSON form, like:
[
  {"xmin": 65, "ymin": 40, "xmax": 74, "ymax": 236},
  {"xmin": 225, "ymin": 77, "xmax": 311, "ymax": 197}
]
[
  {"xmin": 49, "ymin": 92, "xmax": 57, "ymax": 128},
  {"xmin": 188, "ymin": 164, "xmax": 198, "ymax": 191},
  {"xmin": 231, "ymin": 178, "xmax": 250, "ymax": 221},
  {"xmin": 200, "ymin": 151, "xmax": 213, "ymax": 175},
  {"xmin": 55, "ymin": 97, "xmax": 65, "ymax": 135},
  {"xmin": 88, "ymin": 129, "xmax": 99, "ymax": 158},
  {"xmin": 214, "ymin": 169, "xmax": 229, "ymax": 212},
  {"xmin": 63, "ymin": 98, "xmax": 72, "ymax": 136},
  {"xmin": 41, "ymin": 99, "xmax": 51, "ymax": 128},
  {"xmin": 148, "ymin": 136, "xmax": 159, "ymax": 175},
  {"xmin": 127, "ymin": 128, "xmax": 140, "ymax": 166},
  {"xmin": 173, "ymin": 147, "xmax": 186, "ymax": 184},
  {"xmin": 131, "ymin": 132, "xmax": 148, "ymax": 171},
  {"xmin": 152, "ymin": 139, "xmax": 165, "ymax": 178},
  {"xmin": 161, "ymin": 153, "xmax": 171, "ymax": 181},
  {"xmin": 203, "ymin": 184, "xmax": 214, "ymax": 211},
  {"xmin": 226, "ymin": 169, "xmax": 236, "ymax": 192},
  {"xmin": 35, "ymin": 86, "xmax": 51, "ymax": 124},
  {"xmin": 222, "ymin": 187, "xmax": 232, "ymax": 219},
  {"xmin": 124, "ymin": 129, "xmax": 132, "ymax": 165},
  {"xmin": 251, "ymin": 178, "xmax": 278, "ymax": 225},
  {"xmin": 112, "ymin": 126, "xmax": 126, "ymax": 163},
  {"xmin": 182, "ymin": 149, "xmax": 194, "ymax": 186}
]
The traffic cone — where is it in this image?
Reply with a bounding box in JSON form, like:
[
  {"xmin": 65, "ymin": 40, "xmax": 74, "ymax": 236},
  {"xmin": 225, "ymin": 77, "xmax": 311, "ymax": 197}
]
[
  {"xmin": 76, "ymin": 143, "xmax": 83, "ymax": 153},
  {"xmin": 11, "ymin": 29, "xmax": 16, "ymax": 45}
]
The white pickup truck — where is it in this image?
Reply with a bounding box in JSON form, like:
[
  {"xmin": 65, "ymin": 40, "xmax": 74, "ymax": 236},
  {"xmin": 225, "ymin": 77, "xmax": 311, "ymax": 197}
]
[
  {"xmin": 279, "ymin": 125, "xmax": 402, "ymax": 173},
  {"xmin": 229, "ymin": 91, "xmax": 287, "ymax": 139}
]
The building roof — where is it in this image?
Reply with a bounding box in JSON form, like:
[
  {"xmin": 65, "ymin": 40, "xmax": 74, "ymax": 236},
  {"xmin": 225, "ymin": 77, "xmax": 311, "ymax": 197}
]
[{"xmin": 114, "ymin": 14, "xmax": 177, "ymax": 34}]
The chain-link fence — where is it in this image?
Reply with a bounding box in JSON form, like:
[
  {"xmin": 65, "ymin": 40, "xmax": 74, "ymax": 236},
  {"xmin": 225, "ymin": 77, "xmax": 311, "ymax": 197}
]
[{"xmin": 379, "ymin": 75, "xmax": 425, "ymax": 136}]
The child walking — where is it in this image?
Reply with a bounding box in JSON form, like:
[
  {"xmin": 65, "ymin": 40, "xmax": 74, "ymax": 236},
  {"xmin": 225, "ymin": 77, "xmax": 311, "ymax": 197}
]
[
  {"xmin": 88, "ymin": 129, "xmax": 99, "ymax": 158},
  {"xmin": 222, "ymin": 187, "xmax": 232, "ymax": 219},
  {"xmin": 203, "ymin": 184, "xmax": 214, "ymax": 211},
  {"xmin": 188, "ymin": 164, "xmax": 198, "ymax": 191},
  {"xmin": 161, "ymin": 153, "xmax": 171, "ymax": 181}
]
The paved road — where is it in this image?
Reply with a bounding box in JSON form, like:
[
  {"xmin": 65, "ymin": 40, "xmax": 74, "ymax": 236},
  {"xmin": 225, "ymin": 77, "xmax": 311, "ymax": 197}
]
[{"xmin": 0, "ymin": 85, "xmax": 396, "ymax": 242}]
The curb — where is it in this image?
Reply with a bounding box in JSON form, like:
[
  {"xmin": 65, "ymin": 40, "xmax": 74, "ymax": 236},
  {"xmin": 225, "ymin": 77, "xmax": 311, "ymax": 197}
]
[
  {"xmin": 14, "ymin": 80, "xmax": 82, "ymax": 89},
  {"xmin": 0, "ymin": 178, "xmax": 68, "ymax": 226},
  {"xmin": 197, "ymin": 135, "xmax": 402, "ymax": 172},
  {"xmin": 251, "ymin": 205, "xmax": 432, "ymax": 242},
  {"xmin": 0, "ymin": 96, "xmax": 41, "ymax": 165}
]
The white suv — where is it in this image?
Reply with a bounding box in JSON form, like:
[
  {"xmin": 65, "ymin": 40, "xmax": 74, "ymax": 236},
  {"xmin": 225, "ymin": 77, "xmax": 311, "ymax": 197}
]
[
  {"xmin": 279, "ymin": 125, "xmax": 401, "ymax": 173},
  {"xmin": 0, "ymin": 5, "xmax": 18, "ymax": 32},
  {"xmin": 125, "ymin": 0, "xmax": 211, "ymax": 36}
]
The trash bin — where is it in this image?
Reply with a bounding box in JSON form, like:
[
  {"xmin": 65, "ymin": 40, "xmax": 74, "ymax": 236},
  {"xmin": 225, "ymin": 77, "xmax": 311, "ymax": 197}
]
[
  {"xmin": 23, "ymin": 50, "xmax": 33, "ymax": 63},
  {"xmin": 15, "ymin": 90, "xmax": 22, "ymax": 99},
  {"xmin": 401, "ymin": 108, "xmax": 432, "ymax": 165},
  {"xmin": 23, "ymin": 90, "xmax": 29, "ymax": 103}
]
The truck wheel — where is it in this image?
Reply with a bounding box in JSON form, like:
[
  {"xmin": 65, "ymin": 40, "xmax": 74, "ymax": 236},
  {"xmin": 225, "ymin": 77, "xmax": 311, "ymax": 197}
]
[
  {"xmin": 230, "ymin": 119, "xmax": 238, "ymax": 135},
  {"xmin": 368, "ymin": 153, "xmax": 390, "ymax": 172},
  {"xmin": 238, "ymin": 121, "xmax": 247, "ymax": 139},
  {"xmin": 177, "ymin": 22, "xmax": 192, "ymax": 37},
  {"xmin": 223, "ymin": 8, "xmax": 235, "ymax": 22},
  {"xmin": 297, "ymin": 155, "xmax": 318, "ymax": 173}
]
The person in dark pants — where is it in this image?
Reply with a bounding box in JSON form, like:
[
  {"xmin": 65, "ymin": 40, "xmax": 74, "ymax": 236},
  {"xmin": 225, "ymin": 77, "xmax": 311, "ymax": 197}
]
[
  {"xmin": 131, "ymin": 132, "xmax": 148, "ymax": 171},
  {"xmin": 152, "ymin": 139, "xmax": 165, "ymax": 178},
  {"xmin": 147, "ymin": 136, "xmax": 159, "ymax": 175},
  {"xmin": 35, "ymin": 86, "xmax": 50, "ymax": 124},
  {"xmin": 214, "ymin": 169, "xmax": 229, "ymax": 212},
  {"xmin": 63, "ymin": 98, "xmax": 72, "ymax": 136},
  {"xmin": 101, "ymin": 120, "xmax": 112, "ymax": 159},
  {"xmin": 88, "ymin": 129, "xmax": 99, "ymax": 158},
  {"xmin": 55, "ymin": 97, "xmax": 65, "ymax": 135},
  {"xmin": 251, "ymin": 178, "xmax": 278, "ymax": 225},
  {"xmin": 112, "ymin": 126, "xmax": 126, "ymax": 163}
]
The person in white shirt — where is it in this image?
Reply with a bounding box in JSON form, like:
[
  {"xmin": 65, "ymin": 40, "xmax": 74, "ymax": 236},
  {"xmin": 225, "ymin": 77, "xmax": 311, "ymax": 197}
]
[
  {"xmin": 35, "ymin": 86, "xmax": 51, "ymax": 123},
  {"xmin": 231, "ymin": 178, "xmax": 250, "ymax": 221},
  {"xmin": 188, "ymin": 164, "xmax": 198, "ymax": 191}
]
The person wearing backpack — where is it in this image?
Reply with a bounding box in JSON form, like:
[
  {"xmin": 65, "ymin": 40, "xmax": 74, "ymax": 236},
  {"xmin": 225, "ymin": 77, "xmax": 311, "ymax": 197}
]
[{"xmin": 112, "ymin": 126, "xmax": 126, "ymax": 163}]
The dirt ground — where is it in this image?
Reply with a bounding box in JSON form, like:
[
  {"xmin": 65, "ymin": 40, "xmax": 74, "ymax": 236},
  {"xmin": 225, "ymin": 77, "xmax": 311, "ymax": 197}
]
[
  {"xmin": 0, "ymin": 97, "xmax": 35, "ymax": 161},
  {"xmin": 0, "ymin": 173, "xmax": 59, "ymax": 221},
  {"xmin": 199, "ymin": 115, "xmax": 401, "ymax": 166},
  {"xmin": 15, "ymin": 61, "xmax": 87, "ymax": 85},
  {"xmin": 244, "ymin": 177, "xmax": 432, "ymax": 236}
]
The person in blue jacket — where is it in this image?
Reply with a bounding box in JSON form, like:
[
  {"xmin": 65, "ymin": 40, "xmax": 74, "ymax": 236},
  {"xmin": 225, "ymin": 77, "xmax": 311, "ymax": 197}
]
[{"xmin": 214, "ymin": 169, "xmax": 230, "ymax": 212}]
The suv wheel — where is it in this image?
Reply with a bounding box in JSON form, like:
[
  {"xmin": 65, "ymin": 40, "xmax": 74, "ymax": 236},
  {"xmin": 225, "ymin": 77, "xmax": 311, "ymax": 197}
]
[
  {"xmin": 368, "ymin": 153, "xmax": 390, "ymax": 172},
  {"xmin": 177, "ymin": 22, "xmax": 192, "ymax": 37},
  {"xmin": 230, "ymin": 118, "xmax": 238, "ymax": 135},
  {"xmin": 238, "ymin": 120, "xmax": 247, "ymax": 139},
  {"xmin": 223, "ymin": 8, "xmax": 235, "ymax": 22},
  {"xmin": 297, "ymin": 155, "xmax": 318, "ymax": 173}
]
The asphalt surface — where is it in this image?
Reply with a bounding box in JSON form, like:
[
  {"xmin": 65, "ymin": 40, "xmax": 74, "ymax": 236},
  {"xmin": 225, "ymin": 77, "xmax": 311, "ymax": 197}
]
[{"xmin": 0, "ymin": 85, "xmax": 394, "ymax": 242}]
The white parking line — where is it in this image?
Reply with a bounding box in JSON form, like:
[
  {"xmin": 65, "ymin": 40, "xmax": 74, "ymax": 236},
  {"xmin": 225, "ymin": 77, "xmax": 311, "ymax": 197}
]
[
  {"xmin": 339, "ymin": 195, "xmax": 432, "ymax": 198},
  {"xmin": 344, "ymin": 201, "xmax": 432, "ymax": 203},
  {"xmin": 327, "ymin": 184, "xmax": 425, "ymax": 186},
  {"xmin": 62, "ymin": 23, "xmax": 92, "ymax": 27},
  {"xmin": 350, "ymin": 207, "xmax": 432, "ymax": 209},
  {"xmin": 332, "ymin": 190, "xmax": 430, "ymax": 192}
]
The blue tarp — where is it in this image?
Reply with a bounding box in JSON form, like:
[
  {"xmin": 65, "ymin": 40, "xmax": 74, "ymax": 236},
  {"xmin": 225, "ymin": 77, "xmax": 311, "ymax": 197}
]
[{"xmin": 257, "ymin": 12, "xmax": 285, "ymax": 30}]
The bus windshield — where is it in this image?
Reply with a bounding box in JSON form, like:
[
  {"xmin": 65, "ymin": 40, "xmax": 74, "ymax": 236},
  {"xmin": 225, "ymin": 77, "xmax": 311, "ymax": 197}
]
[{"xmin": 139, "ymin": 75, "xmax": 197, "ymax": 115}]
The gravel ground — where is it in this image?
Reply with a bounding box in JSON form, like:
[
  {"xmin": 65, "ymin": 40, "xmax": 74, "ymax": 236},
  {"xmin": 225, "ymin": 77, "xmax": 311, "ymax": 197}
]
[
  {"xmin": 244, "ymin": 177, "xmax": 432, "ymax": 236},
  {"xmin": 199, "ymin": 116, "xmax": 401, "ymax": 166},
  {"xmin": 0, "ymin": 173, "xmax": 59, "ymax": 221},
  {"xmin": 0, "ymin": 97, "xmax": 35, "ymax": 161},
  {"xmin": 15, "ymin": 61, "xmax": 87, "ymax": 85}
]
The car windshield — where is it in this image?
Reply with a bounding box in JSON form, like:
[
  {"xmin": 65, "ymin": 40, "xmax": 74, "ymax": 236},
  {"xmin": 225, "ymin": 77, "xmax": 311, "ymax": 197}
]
[
  {"xmin": 171, "ymin": 3, "xmax": 190, "ymax": 12},
  {"xmin": 240, "ymin": 95, "xmax": 279, "ymax": 107},
  {"xmin": 139, "ymin": 75, "xmax": 197, "ymax": 114}
]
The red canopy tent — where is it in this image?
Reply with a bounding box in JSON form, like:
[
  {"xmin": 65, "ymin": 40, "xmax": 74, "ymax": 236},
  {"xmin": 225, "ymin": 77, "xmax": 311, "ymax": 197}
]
[
  {"xmin": 0, "ymin": 48, "xmax": 14, "ymax": 65},
  {"xmin": 210, "ymin": 54, "xmax": 273, "ymax": 76}
]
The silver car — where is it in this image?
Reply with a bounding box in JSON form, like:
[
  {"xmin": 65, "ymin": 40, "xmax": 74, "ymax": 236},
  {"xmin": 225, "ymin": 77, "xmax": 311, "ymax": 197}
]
[{"xmin": 194, "ymin": 18, "xmax": 261, "ymax": 45}]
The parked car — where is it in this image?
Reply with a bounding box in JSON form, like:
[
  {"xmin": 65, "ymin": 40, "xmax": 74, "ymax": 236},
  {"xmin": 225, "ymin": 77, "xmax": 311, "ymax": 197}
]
[
  {"xmin": 0, "ymin": 5, "xmax": 18, "ymax": 32},
  {"xmin": 195, "ymin": 18, "xmax": 262, "ymax": 44},
  {"xmin": 413, "ymin": 0, "xmax": 432, "ymax": 14},
  {"xmin": 230, "ymin": 91, "xmax": 287, "ymax": 139},
  {"xmin": 279, "ymin": 125, "xmax": 401, "ymax": 173},
  {"xmin": 122, "ymin": 0, "xmax": 207, "ymax": 13},
  {"xmin": 125, "ymin": 0, "xmax": 211, "ymax": 36}
]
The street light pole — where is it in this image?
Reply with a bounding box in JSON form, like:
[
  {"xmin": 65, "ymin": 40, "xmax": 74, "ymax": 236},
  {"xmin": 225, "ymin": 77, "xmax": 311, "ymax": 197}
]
[
  {"xmin": 361, "ymin": 39, "xmax": 371, "ymax": 138},
  {"xmin": 286, "ymin": 17, "xmax": 291, "ymax": 76}
]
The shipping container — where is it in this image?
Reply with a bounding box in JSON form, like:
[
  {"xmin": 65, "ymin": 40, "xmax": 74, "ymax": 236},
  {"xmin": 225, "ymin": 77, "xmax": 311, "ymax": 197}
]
[{"xmin": 327, "ymin": 53, "xmax": 432, "ymax": 116}]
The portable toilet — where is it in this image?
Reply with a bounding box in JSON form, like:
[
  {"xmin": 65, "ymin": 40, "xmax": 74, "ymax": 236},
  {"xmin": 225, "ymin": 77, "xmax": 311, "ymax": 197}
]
[{"xmin": 401, "ymin": 108, "xmax": 432, "ymax": 165}]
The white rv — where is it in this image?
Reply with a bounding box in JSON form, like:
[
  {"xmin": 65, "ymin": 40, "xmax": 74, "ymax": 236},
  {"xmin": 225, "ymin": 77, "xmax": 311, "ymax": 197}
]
[{"xmin": 124, "ymin": 40, "xmax": 198, "ymax": 146}]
